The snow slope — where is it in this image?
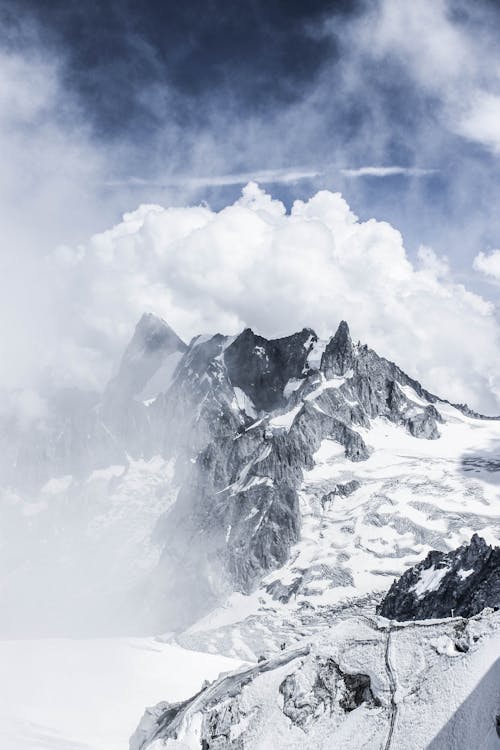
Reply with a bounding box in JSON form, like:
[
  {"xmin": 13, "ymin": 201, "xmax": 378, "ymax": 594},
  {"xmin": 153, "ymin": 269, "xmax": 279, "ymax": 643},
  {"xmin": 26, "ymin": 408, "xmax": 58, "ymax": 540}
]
[
  {"xmin": 0, "ymin": 638, "xmax": 242, "ymax": 750},
  {"xmin": 264, "ymin": 401, "xmax": 500, "ymax": 609},
  {"xmin": 137, "ymin": 610, "xmax": 500, "ymax": 750}
]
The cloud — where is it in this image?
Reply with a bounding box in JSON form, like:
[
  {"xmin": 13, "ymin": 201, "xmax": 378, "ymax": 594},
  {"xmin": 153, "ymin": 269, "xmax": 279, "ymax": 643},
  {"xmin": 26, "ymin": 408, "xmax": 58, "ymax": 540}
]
[
  {"xmin": 473, "ymin": 250, "xmax": 500, "ymax": 282},
  {"xmin": 353, "ymin": 0, "xmax": 500, "ymax": 154},
  {"xmin": 46, "ymin": 182, "xmax": 500, "ymax": 414},
  {"xmin": 340, "ymin": 167, "xmax": 435, "ymax": 178},
  {"xmin": 0, "ymin": 44, "xmax": 110, "ymax": 392},
  {"xmin": 106, "ymin": 167, "xmax": 322, "ymax": 189}
]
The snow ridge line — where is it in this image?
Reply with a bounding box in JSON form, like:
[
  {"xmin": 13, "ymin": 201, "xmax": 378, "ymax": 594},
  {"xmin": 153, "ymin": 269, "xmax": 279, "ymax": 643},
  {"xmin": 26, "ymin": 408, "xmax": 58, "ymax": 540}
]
[{"xmin": 149, "ymin": 644, "xmax": 311, "ymax": 746}]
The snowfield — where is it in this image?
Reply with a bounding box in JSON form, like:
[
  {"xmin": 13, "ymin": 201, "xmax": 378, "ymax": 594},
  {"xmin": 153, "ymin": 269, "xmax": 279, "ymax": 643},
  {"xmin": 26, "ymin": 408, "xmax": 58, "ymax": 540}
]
[
  {"xmin": 0, "ymin": 638, "xmax": 242, "ymax": 750},
  {"xmin": 263, "ymin": 403, "xmax": 500, "ymax": 609}
]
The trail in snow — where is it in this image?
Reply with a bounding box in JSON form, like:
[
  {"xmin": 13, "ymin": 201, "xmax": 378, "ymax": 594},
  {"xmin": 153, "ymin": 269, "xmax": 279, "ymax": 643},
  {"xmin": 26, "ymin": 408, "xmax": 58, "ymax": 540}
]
[{"xmin": 384, "ymin": 625, "xmax": 397, "ymax": 750}]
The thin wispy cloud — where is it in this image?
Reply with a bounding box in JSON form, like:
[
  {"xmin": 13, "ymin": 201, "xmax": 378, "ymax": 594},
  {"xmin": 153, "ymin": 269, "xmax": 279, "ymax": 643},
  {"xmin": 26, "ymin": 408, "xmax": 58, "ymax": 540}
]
[
  {"xmin": 340, "ymin": 166, "xmax": 436, "ymax": 178},
  {"xmin": 106, "ymin": 168, "xmax": 322, "ymax": 189}
]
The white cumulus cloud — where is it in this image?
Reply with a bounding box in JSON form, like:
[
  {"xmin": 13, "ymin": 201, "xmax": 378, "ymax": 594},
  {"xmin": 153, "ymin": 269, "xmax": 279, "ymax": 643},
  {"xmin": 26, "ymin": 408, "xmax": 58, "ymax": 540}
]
[
  {"xmin": 473, "ymin": 249, "xmax": 500, "ymax": 282},
  {"xmin": 45, "ymin": 182, "xmax": 500, "ymax": 414}
]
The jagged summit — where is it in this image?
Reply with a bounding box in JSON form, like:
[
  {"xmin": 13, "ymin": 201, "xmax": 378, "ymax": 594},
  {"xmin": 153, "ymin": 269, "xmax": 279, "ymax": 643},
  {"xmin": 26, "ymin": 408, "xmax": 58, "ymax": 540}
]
[
  {"xmin": 122, "ymin": 313, "xmax": 186, "ymax": 366},
  {"xmin": 321, "ymin": 320, "xmax": 354, "ymax": 377},
  {"xmin": 224, "ymin": 326, "xmax": 317, "ymax": 411},
  {"xmin": 378, "ymin": 534, "xmax": 500, "ymax": 621},
  {"xmin": 107, "ymin": 314, "xmax": 187, "ymax": 399}
]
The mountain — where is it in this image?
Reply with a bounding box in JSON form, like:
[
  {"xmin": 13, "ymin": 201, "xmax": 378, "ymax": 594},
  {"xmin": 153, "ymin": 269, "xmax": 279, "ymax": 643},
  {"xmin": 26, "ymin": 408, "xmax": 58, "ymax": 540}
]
[
  {"xmin": 143, "ymin": 319, "xmax": 448, "ymax": 628},
  {"xmin": 105, "ymin": 312, "xmax": 187, "ymax": 401},
  {"xmin": 1, "ymin": 317, "xmax": 499, "ymax": 638},
  {"xmin": 378, "ymin": 534, "xmax": 500, "ymax": 620},
  {"xmin": 2, "ymin": 313, "xmax": 500, "ymax": 746}
]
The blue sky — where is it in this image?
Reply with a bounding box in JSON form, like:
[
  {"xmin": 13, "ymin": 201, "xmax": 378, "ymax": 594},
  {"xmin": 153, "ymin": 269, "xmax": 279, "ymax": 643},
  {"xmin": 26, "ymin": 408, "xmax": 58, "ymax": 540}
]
[
  {"xmin": 1, "ymin": 0, "xmax": 499, "ymax": 266},
  {"xmin": 3, "ymin": 0, "xmax": 500, "ymax": 271}
]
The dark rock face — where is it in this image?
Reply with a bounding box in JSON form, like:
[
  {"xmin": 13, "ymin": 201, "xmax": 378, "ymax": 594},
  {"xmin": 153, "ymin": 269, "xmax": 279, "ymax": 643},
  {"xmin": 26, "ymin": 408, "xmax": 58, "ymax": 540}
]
[
  {"xmin": 224, "ymin": 327, "xmax": 316, "ymax": 412},
  {"xmin": 321, "ymin": 320, "xmax": 355, "ymax": 377},
  {"xmin": 377, "ymin": 534, "xmax": 500, "ymax": 621},
  {"xmin": 279, "ymin": 656, "xmax": 376, "ymax": 728},
  {"xmin": 202, "ymin": 701, "xmax": 246, "ymax": 749}
]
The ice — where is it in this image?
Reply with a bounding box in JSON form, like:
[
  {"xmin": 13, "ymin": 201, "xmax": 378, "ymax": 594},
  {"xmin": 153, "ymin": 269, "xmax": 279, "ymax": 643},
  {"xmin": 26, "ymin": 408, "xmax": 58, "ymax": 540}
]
[
  {"xmin": 269, "ymin": 404, "xmax": 303, "ymax": 431},
  {"xmin": 233, "ymin": 386, "xmax": 258, "ymax": 418},
  {"xmin": 398, "ymin": 383, "xmax": 430, "ymax": 407},
  {"xmin": 137, "ymin": 350, "xmax": 184, "ymax": 401},
  {"xmin": 306, "ymin": 339, "xmax": 328, "ymax": 370},
  {"xmin": 411, "ymin": 565, "xmax": 449, "ymax": 599},
  {"xmin": 303, "ymin": 371, "xmax": 350, "ymax": 402}
]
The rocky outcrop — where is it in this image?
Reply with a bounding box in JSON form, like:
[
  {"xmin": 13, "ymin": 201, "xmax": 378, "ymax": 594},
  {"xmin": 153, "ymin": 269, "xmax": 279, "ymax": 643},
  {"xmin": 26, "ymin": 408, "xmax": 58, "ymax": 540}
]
[
  {"xmin": 224, "ymin": 327, "xmax": 316, "ymax": 412},
  {"xmin": 279, "ymin": 656, "xmax": 377, "ymax": 727},
  {"xmin": 130, "ymin": 646, "xmax": 311, "ymax": 750},
  {"xmin": 320, "ymin": 480, "xmax": 361, "ymax": 508},
  {"xmin": 377, "ymin": 534, "xmax": 500, "ymax": 620},
  {"xmin": 320, "ymin": 320, "xmax": 355, "ymax": 377}
]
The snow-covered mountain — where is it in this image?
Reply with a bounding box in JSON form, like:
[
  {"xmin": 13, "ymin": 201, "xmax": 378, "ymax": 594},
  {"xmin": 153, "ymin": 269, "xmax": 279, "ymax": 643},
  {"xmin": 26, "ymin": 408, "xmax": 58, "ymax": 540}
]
[
  {"xmin": 2, "ymin": 313, "xmax": 500, "ymax": 748},
  {"xmin": 1, "ymin": 315, "xmax": 499, "ymax": 638}
]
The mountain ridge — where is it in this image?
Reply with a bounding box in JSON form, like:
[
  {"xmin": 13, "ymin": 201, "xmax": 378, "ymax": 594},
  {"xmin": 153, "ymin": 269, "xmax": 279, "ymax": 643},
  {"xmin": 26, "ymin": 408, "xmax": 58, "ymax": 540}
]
[{"xmin": 1, "ymin": 315, "xmax": 499, "ymax": 637}]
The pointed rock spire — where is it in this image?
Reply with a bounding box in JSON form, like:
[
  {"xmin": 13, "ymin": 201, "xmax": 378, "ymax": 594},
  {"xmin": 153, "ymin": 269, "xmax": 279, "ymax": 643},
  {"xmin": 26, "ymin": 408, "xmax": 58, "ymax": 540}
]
[
  {"xmin": 130, "ymin": 313, "xmax": 187, "ymax": 358},
  {"xmin": 320, "ymin": 320, "xmax": 355, "ymax": 377},
  {"xmin": 107, "ymin": 313, "xmax": 187, "ymax": 398}
]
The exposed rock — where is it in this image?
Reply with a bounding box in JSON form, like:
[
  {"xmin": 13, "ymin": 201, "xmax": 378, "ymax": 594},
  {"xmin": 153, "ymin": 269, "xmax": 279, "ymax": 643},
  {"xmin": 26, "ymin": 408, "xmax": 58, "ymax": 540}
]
[
  {"xmin": 377, "ymin": 534, "xmax": 500, "ymax": 620},
  {"xmin": 279, "ymin": 656, "xmax": 376, "ymax": 727},
  {"xmin": 224, "ymin": 327, "xmax": 316, "ymax": 412},
  {"xmin": 130, "ymin": 644, "xmax": 382, "ymax": 749},
  {"xmin": 320, "ymin": 320, "xmax": 355, "ymax": 377},
  {"xmin": 266, "ymin": 576, "xmax": 303, "ymax": 603},
  {"xmin": 321, "ymin": 480, "xmax": 361, "ymax": 507},
  {"xmin": 130, "ymin": 646, "xmax": 310, "ymax": 749}
]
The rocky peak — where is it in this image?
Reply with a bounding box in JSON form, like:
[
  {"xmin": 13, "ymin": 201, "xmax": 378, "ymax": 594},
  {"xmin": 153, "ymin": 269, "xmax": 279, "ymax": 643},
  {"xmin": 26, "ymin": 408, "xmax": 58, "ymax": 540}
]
[
  {"xmin": 224, "ymin": 327, "xmax": 317, "ymax": 412},
  {"xmin": 106, "ymin": 314, "xmax": 187, "ymax": 399},
  {"xmin": 377, "ymin": 534, "xmax": 500, "ymax": 621},
  {"xmin": 123, "ymin": 313, "xmax": 186, "ymax": 365},
  {"xmin": 321, "ymin": 320, "xmax": 355, "ymax": 377}
]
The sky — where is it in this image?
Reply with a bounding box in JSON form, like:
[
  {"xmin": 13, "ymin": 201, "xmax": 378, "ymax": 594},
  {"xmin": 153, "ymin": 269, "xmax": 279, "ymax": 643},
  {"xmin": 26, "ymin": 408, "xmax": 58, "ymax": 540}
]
[{"xmin": 1, "ymin": 0, "xmax": 500, "ymax": 413}]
